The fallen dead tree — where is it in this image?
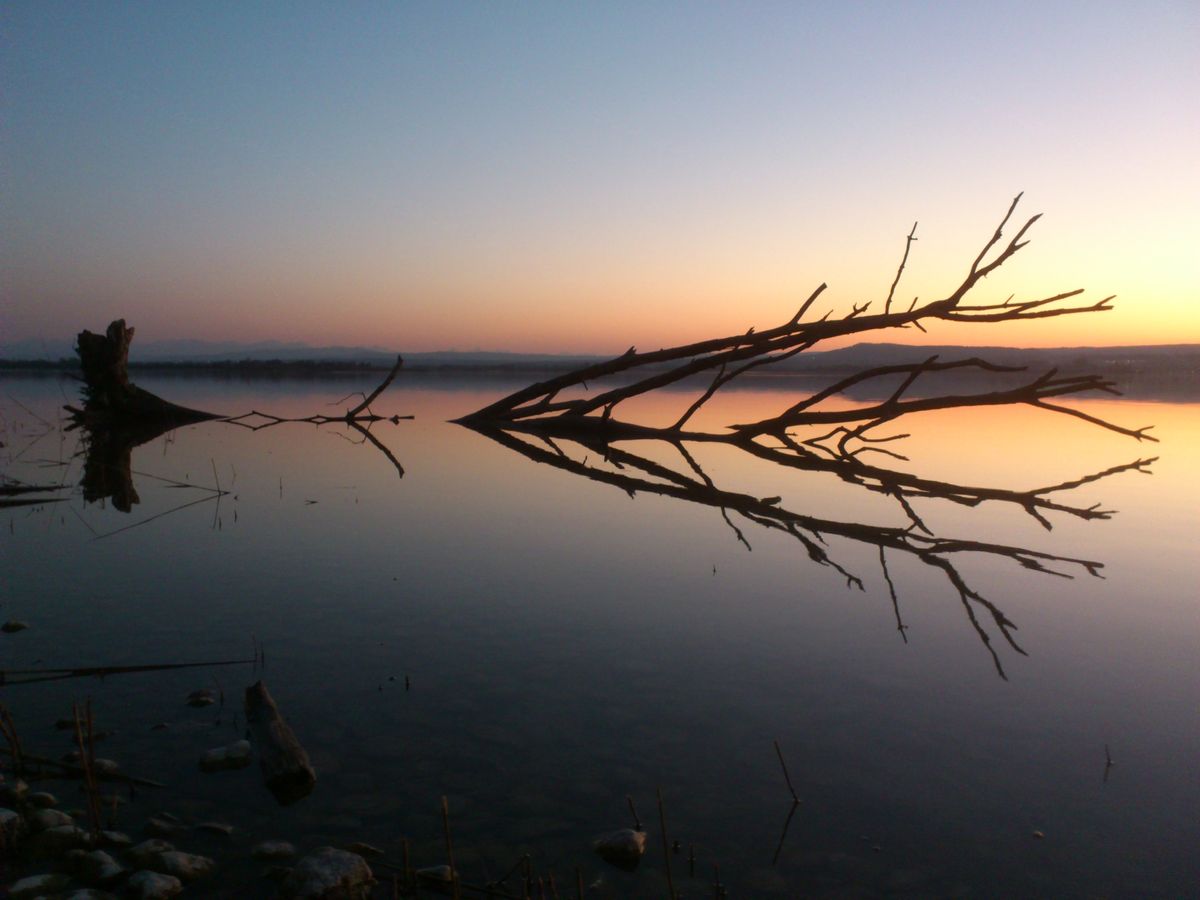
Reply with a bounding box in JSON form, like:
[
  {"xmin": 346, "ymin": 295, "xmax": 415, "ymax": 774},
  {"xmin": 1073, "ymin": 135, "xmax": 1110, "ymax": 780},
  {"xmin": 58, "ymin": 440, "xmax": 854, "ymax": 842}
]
[
  {"xmin": 456, "ymin": 193, "xmax": 1154, "ymax": 448},
  {"xmin": 458, "ymin": 195, "xmax": 1159, "ymax": 678}
]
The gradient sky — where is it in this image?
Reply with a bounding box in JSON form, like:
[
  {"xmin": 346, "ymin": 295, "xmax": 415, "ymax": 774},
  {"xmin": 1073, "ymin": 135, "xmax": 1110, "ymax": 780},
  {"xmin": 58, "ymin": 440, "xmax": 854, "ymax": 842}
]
[{"xmin": 3, "ymin": 2, "xmax": 1197, "ymax": 353}]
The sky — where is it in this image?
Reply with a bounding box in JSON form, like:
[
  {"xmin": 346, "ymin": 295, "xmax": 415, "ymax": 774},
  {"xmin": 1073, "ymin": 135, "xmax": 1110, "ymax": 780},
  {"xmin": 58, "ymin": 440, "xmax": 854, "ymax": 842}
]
[{"xmin": 2, "ymin": 1, "xmax": 1197, "ymax": 353}]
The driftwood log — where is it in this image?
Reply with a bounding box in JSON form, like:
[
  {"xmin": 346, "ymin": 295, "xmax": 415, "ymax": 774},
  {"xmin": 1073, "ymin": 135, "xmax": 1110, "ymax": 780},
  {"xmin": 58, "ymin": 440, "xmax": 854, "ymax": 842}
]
[{"xmin": 245, "ymin": 680, "xmax": 316, "ymax": 805}]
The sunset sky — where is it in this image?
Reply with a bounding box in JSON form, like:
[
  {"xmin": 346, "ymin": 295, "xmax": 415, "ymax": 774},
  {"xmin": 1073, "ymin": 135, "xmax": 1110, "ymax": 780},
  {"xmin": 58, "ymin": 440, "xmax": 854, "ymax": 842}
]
[{"xmin": 3, "ymin": 2, "xmax": 1197, "ymax": 353}]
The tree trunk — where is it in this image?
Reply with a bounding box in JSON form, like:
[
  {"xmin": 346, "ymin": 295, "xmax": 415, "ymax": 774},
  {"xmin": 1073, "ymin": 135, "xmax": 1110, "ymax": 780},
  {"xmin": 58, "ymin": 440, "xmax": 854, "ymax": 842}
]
[{"xmin": 70, "ymin": 319, "xmax": 218, "ymax": 423}]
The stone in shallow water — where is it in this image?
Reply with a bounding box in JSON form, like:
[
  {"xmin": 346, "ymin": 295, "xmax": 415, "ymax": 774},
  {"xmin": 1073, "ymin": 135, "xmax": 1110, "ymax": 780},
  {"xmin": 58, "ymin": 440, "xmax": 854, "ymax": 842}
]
[
  {"xmin": 129, "ymin": 838, "xmax": 175, "ymax": 867},
  {"xmin": 75, "ymin": 848, "xmax": 126, "ymax": 886},
  {"xmin": 186, "ymin": 689, "xmax": 218, "ymax": 707},
  {"xmin": 279, "ymin": 846, "xmax": 373, "ymax": 899},
  {"xmin": 144, "ymin": 815, "xmax": 187, "ymax": 837},
  {"xmin": 29, "ymin": 807, "xmax": 73, "ymax": 831},
  {"xmin": 30, "ymin": 823, "xmax": 92, "ymax": 854},
  {"xmin": 127, "ymin": 870, "xmax": 183, "ymax": 899},
  {"xmin": 8, "ymin": 872, "xmax": 73, "ymax": 898},
  {"xmin": 0, "ymin": 806, "xmax": 27, "ymax": 843},
  {"xmin": 199, "ymin": 739, "xmax": 253, "ymax": 772},
  {"xmin": 593, "ymin": 828, "xmax": 647, "ymax": 871},
  {"xmin": 155, "ymin": 849, "xmax": 215, "ymax": 881},
  {"xmin": 253, "ymin": 839, "xmax": 298, "ymax": 860}
]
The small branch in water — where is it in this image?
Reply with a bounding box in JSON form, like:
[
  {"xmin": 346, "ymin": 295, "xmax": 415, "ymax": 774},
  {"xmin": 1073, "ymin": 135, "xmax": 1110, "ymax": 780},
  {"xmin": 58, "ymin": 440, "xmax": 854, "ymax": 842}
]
[
  {"xmin": 657, "ymin": 787, "xmax": 677, "ymax": 900},
  {"xmin": 773, "ymin": 739, "xmax": 801, "ymax": 804},
  {"xmin": 0, "ymin": 656, "xmax": 257, "ymax": 687}
]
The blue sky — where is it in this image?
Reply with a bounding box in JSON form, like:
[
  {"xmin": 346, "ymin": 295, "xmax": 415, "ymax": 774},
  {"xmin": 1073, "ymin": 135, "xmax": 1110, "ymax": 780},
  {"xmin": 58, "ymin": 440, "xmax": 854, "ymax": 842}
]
[{"xmin": 3, "ymin": 2, "xmax": 1197, "ymax": 351}]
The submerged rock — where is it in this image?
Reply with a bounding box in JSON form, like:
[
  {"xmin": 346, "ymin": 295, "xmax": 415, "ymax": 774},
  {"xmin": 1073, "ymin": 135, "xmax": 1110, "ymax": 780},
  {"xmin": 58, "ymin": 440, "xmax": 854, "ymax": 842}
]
[
  {"xmin": 8, "ymin": 872, "xmax": 73, "ymax": 898},
  {"xmin": 416, "ymin": 864, "xmax": 456, "ymax": 887},
  {"xmin": 29, "ymin": 823, "xmax": 92, "ymax": 855},
  {"xmin": 29, "ymin": 807, "xmax": 73, "ymax": 831},
  {"xmin": 186, "ymin": 689, "xmax": 217, "ymax": 708},
  {"xmin": 196, "ymin": 820, "xmax": 234, "ymax": 836},
  {"xmin": 74, "ymin": 848, "xmax": 126, "ymax": 886},
  {"xmin": 593, "ymin": 828, "xmax": 647, "ymax": 871},
  {"xmin": 26, "ymin": 790, "xmax": 59, "ymax": 808},
  {"xmin": 144, "ymin": 815, "xmax": 187, "ymax": 837},
  {"xmin": 127, "ymin": 870, "xmax": 183, "ymax": 899},
  {"xmin": 0, "ymin": 806, "xmax": 27, "ymax": 844},
  {"xmin": 279, "ymin": 846, "xmax": 373, "ymax": 899},
  {"xmin": 155, "ymin": 849, "xmax": 215, "ymax": 881},
  {"xmin": 199, "ymin": 739, "xmax": 253, "ymax": 772},
  {"xmin": 128, "ymin": 838, "xmax": 175, "ymax": 867},
  {"xmin": 253, "ymin": 839, "xmax": 298, "ymax": 860}
]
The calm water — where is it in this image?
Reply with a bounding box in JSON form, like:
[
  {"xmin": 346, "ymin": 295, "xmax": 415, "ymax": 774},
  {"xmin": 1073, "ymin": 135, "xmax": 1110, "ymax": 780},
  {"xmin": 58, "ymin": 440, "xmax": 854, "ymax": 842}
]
[{"xmin": 2, "ymin": 372, "xmax": 1197, "ymax": 898}]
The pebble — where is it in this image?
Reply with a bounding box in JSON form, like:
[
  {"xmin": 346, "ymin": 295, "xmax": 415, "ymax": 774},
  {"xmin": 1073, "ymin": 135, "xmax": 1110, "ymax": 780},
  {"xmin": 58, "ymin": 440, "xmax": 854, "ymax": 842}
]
[
  {"xmin": 8, "ymin": 872, "xmax": 72, "ymax": 898},
  {"xmin": 186, "ymin": 689, "xmax": 218, "ymax": 708},
  {"xmin": 593, "ymin": 828, "xmax": 647, "ymax": 871},
  {"xmin": 345, "ymin": 841, "xmax": 384, "ymax": 858},
  {"xmin": 28, "ymin": 807, "xmax": 74, "ymax": 831},
  {"xmin": 145, "ymin": 815, "xmax": 188, "ymax": 837},
  {"xmin": 196, "ymin": 820, "xmax": 235, "ymax": 836},
  {"xmin": 199, "ymin": 739, "xmax": 253, "ymax": 772},
  {"xmin": 127, "ymin": 870, "xmax": 183, "ymax": 899},
  {"xmin": 279, "ymin": 846, "xmax": 373, "ymax": 899},
  {"xmin": 155, "ymin": 849, "xmax": 215, "ymax": 881},
  {"xmin": 26, "ymin": 790, "xmax": 59, "ymax": 808},
  {"xmin": 129, "ymin": 838, "xmax": 176, "ymax": 867},
  {"xmin": 253, "ymin": 839, "xmax": 298, "ymax": 860},
  {"xmin": 75, "ymin": 848, "xmax": 127, "ymax": 886}
]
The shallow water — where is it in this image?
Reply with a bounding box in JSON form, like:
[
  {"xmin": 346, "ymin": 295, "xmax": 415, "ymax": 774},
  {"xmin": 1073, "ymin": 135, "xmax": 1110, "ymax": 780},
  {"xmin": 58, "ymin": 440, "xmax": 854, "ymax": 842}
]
[{"xmin": 2, "ymin": 371, "xmax": 1197, "ymax": 898}]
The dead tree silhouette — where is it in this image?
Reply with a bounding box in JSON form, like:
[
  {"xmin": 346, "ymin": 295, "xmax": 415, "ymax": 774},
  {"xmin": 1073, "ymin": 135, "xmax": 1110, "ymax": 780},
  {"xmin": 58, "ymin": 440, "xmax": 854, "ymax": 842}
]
[{"xmin": 458, "ymin": 194, "xmax": 1159, "ymax": 678}]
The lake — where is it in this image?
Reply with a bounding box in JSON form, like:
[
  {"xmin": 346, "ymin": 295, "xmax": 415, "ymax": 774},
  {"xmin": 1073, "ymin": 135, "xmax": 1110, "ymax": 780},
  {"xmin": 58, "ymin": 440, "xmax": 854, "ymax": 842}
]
[{"xmin": 2, "ymin": 370, "xmax": 1197, "ymax": 898}]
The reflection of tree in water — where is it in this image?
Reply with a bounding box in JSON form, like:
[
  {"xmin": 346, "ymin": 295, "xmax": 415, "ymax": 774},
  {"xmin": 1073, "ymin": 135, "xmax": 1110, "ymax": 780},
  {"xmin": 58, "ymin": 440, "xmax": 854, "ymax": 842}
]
[
  {"xmin": 468, "ymin": 423, "xmax": 1151, "ymax": 680},
  {"xmin": 459, "ymin": 195, "xmax": 1158, "ymax": 680}
]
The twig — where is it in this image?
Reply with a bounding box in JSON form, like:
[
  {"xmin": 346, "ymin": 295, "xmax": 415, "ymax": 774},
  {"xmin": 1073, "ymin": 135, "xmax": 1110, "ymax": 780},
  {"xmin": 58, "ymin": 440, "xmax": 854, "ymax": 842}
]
[{"xmin": 773, "ymin": 739, "xmax": 800, "ymax": 804}]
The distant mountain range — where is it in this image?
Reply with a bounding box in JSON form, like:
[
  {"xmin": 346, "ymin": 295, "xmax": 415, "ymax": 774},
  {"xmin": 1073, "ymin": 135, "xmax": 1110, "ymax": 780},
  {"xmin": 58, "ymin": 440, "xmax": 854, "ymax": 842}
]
[{"xmin": 2, "ymin": 336, "xmax": 1198, "ymax": 382}]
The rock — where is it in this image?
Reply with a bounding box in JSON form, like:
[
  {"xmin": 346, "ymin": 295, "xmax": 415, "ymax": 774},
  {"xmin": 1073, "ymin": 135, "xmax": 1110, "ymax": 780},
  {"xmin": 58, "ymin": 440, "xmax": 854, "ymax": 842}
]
[
  {"xmin": 29, "ymin": 823, "xmax": 92, "ymax": 854},
  {"xmin": 144, "ymin": 815, "xmax": 187, "ymax": 837},
  {"xmin": 61, "ymin": 890, "xmax": 120, "ymax": 899},
  {"xmin": 0, "ymin": 806, "xmax": 27, "ymax": 844},
  {"xmin": 279, "ymin": 846, "xmax": 374, "ymax": 899},
  {"xmin": 126, "ymin": 870, "xmax": 183, "ymax": 899},
  {"xmin": 29, "ymin": 807, "xmax": 74, "ymax": 831},
  {"xmin": 76, "ymin": 849, "xmax": 126, "ymax": 886},
  {"xmin": 593, "ymin": 828, "xmax": 647, "ymax": 871},
  {"xmin": 199, "ymin": 739, "xmax": 253, "ymax": 772},
  {"xmin": 344, "ymin": 841, "xmax": 383, "ymax": 858},
  {"xmin": 0, "ymin": 778, "xmax": 30, "ymax": 803},
  {"xmin": 253, "ymin": 839, "xmax": 298, "ymax": 860},
  {"xmin": 92, "ymin": 758, "xmax": 120, "ymax": 775},
  {"xmin": 8, "ymin": 872, "xmax": 72, "ymax": 897},
  {"xmin": 26, "ymin": 790, "xmax": 59, "ymax": 808},
  {"xmin": 154, "ymin": 849, "xmax": 215, "ymax": 881},
  {"xmin": 196, "ymin": 820, "xmax": 234, "ymax": 836},
  {"xmin": 100, "ymin": 829, "xmax": 132, "ymax": 848},
  {"xmin": 2, "ymin": 619, "xmax": 29, "ymax": 633},
  {"xmin": 128, "ymin": 838, "xmax": 175, "ymax": 867},
  {"xmin": 416, "ymin": 864, "xmax": 456, "ymax": 886}
]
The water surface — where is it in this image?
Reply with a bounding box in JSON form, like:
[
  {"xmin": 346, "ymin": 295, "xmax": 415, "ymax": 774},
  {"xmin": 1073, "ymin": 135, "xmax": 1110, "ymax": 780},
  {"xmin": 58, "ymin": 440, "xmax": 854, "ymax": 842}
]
[{"xmin": 2, "ymin": 372, "xmax": 1197, "ymax": 898}]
